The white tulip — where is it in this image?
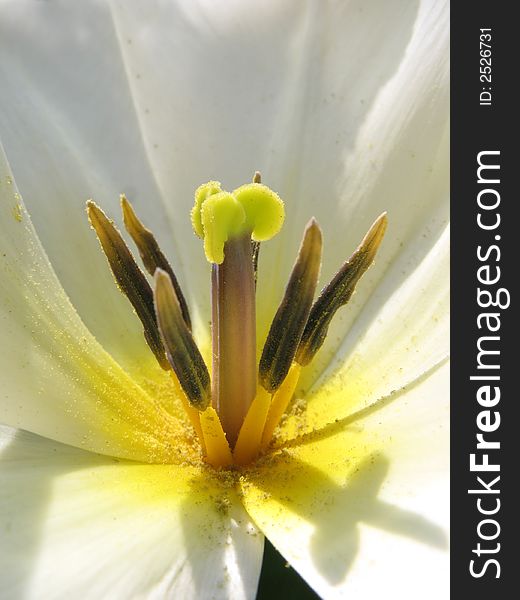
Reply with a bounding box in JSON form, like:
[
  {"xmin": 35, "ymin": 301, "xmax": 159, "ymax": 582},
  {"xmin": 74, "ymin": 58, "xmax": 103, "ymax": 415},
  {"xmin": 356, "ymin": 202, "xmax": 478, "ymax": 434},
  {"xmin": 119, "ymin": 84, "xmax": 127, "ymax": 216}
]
[{"xmin": 0, "ymin": 1, "xmax": 449, "ymax": 598}]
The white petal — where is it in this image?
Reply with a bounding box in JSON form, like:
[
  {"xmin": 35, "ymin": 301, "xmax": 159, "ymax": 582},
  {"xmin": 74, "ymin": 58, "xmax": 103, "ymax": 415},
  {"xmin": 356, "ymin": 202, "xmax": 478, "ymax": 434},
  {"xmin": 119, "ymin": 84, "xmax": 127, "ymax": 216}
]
[
  {"xmin": 0, "ymin": 425, "xmax": 263, "ymax": 600},
  {"xmin": 264, "ymin": 0, "xmax": 449, "ymax": 378},
  {"xmin": 110, "ymin": 0, "xmax": 449, "ymax": 343},
  {"xmin": 241, "ymin": 362, "xmax": 449, "ymax": 600},
  {"xmin": 0, "ymin": 1, "xmax": 185, "ymax": 368},
  {"xmin": 0, "ymin": 149, "xmax": 187, "ymax": 463},
  {"xmin": 0, "ymin": 0, "xmax": 448, "ymax": 361}
]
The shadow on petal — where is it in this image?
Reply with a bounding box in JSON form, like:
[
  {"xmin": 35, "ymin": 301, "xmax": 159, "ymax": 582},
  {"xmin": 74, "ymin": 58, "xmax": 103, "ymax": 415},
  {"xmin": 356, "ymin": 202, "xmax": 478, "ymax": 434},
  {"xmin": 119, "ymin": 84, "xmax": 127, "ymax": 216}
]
[
  {"xmin": 308, "ymin": 453, "xmax": 447, "ymax": 584},
  {"xmin": 244, "ymin": 450, "xmax": 447, "ymax": 586}
]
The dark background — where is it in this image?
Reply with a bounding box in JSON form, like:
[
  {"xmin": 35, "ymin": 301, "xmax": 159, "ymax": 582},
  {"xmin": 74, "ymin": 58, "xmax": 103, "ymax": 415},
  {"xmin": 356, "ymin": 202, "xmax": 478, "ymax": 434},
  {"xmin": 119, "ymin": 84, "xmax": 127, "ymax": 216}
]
[
  {"xmin": 451, "ymin": 2, "xmax": 515, "ymax": 596},
  {"xmin": 257, "ymin": 540, "xmax": 319, "ymax": 599}
]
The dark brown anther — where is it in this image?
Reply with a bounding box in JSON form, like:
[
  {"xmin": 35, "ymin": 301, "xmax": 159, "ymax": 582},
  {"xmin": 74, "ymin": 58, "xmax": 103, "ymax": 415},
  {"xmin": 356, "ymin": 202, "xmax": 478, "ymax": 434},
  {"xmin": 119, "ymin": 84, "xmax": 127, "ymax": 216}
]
[
  {"xmin": 154, "ymin": 269, "xmax": 211, "ymax": 410},
  {"xmin": 121, "ymin": 195, "xmax": 192, "ymax": 331},
  {"xmin": 296, "ymin": 213, "xmax": 388, "ymax": 366},
  {"xmin": 259, "ymin": 218, "xmax": 322, "ymax": 392},
  {"xmin": 86, "ymin": 201, "xmax": 169, "ymax": 370}
]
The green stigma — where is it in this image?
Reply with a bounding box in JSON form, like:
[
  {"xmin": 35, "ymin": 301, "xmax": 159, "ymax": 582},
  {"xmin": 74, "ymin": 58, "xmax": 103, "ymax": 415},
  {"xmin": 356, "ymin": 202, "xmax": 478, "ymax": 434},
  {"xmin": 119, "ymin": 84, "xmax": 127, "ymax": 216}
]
[{"xmin": 191, "ymin": 181, "xmax": 285, "ymax": 264}]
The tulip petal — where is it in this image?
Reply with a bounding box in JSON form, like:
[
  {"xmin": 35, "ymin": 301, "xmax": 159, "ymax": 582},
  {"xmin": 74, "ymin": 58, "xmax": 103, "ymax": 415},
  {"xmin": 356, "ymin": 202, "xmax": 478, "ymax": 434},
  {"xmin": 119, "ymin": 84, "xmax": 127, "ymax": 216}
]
[
  {"xmin": 109, "ymin": 0, "xmax": 448, "ymax": 350},
  {"xmin": 266, "ymin": 0, "xmax": 449, "ymax": 387},
  {"xmin": 263, "ymin": 0, "xmax": 447, "ymax": 387},
  {"xmin": 241, "ymin": 362, "xmax": 449, "ymax": 600},
  {"xmin": 0, "ymin": 149, "xmax": 188, "ymax": 463},
  {"xmin": 0, "ymin": 1, "xmax": 190, "ymax": 370},
  {"xmin": 0, "ymin": 425, "xmax": 263, "ymax": 600},
  {"xmin": 0, "ymin": 0, "xmax": 448, "ymax": 374}
]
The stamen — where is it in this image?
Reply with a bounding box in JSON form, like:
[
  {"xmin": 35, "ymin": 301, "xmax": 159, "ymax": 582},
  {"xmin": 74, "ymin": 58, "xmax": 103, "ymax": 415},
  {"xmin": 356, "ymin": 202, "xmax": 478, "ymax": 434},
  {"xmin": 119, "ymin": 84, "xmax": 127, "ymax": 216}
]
[
  {"xmin": 167, "ymin": 370, "xmax": 206, "ymax": 451},
  {"xmin": 259, "ymin": 219, "xmax": 322, "ymax": 393},
  {"xmin": 199, "ymin": 407, "xmax": 233, "ymax": 468},
  {"xmin": 296, "ymin": 212, "xmax": 388, "ymax": 366},
  {"xmin": 233, "ymin": 386, "xmax": 272, "ymax": 466},
  {"xmin": 87, "ymin": 201, "xmax": 169, "ymax": 370},
  {"xmin": 121, "ymin": 195, "xmax": 192, "ymax": 330},
  {"xmin": 154, "ymin": 269, "xmax": 211, "ymax": 410},
  {"xmin": 260, "ymin": 362, "xmax": 302, "ymax": 450}
]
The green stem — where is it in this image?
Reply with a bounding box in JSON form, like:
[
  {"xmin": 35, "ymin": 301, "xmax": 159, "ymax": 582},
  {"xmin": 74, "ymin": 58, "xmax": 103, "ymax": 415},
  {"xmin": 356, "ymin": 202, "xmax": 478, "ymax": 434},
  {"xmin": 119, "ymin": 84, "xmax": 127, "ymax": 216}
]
[{"xmin": 211, "ymin": 233, "xmax": 257, "ymax": 446}]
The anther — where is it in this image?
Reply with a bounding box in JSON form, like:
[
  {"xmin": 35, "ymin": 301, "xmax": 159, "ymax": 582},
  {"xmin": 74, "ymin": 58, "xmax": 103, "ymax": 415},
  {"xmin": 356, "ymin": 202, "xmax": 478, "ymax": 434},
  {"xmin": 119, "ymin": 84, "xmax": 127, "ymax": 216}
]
[
  {"xmin": 87, "ymin": 201, "xmax": 169, "ymax": 370},
  {"xmin": 259, "ymin": 218, "xmax": 322, "ymax": 392},
  {"xmin": 121, "ymin": 195, "xmax": 191, "ymax": 330},
  {"xmin": 154, "ymin": 269, "xmax": 211, "ymax": 410},
  {"xmin": 296, "ymin": 213, "xmax": 388, "ymax": 366}
]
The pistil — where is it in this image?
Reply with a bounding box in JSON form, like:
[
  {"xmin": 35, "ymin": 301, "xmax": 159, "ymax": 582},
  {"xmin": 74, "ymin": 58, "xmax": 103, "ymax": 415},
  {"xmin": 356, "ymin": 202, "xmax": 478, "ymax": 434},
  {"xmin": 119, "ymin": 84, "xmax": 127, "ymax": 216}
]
[
  {"xmin": 211, "ymin": 232, "xmax": 257, "ymax": 446},
  {"xmin": 191, "ymin": 178, "xmax": 285, "ymax": 447}
]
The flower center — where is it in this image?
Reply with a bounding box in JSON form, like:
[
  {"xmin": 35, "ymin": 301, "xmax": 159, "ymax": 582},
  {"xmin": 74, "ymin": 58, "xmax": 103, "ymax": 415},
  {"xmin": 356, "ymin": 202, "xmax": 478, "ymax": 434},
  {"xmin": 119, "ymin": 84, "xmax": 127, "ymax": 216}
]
[{"xmin": 87, "ymin": 173, "xmax": 387, "ymax": 468}]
